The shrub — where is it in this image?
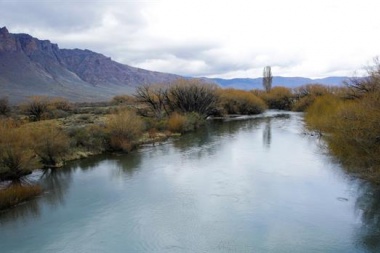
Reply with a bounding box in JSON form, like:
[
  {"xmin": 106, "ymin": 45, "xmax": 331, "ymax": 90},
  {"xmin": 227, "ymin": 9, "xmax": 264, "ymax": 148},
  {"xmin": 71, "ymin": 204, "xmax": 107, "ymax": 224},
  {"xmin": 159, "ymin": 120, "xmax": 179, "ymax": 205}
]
[
  {"xmin": 292, "ymin": 84, "xmax": 332, "ymax": 111},
  {"xmin": 0, "ymin": 184, "xmax": 42, "ymax": 210},
  {"xmin": 69, "ymin": 125, "xmax": 107, "ymax": 152},
  {"xmin": 112, "ymin": 95, "xmax": 136, "ymax": 105},
  {"xmin": 218, "ymin": 89, "xmax": 267, "ymax": 115},
  {"xmin": 167, "ymin": 112, "xmax": 204, "ymax": 133},
  {"xmin": 305, "ymin": 89, "xmax": 380, "ymax": 182},
  {"xmin": 21, "ymin": 96, "xmax": 50, "ymax": 121},
  {"xmin": 106, "ymin": 109, "xmax": 144, "ymax": 151},
  {"xmin": 0, "ymin": 120, "xmax": 39, "ymax": 180},
  {"xmin": 305, "ymin": 94, "xmax": 344, "ymax": 133},
  {"xmin": 0, "ymin": 97, "xmax": 11, "ymax": 116},
  {"xmin": 327, "ymin": 92, "xmax": 380, "ymax": 179},
  {"xmin": 258, "ymin": 86, "xmax": 294, "ymax": 110},
  {"xmin": 135, "ymin": 84, "xmax": 169, "ymax": 118},
  {"xmin": 167, "ymin": 79, "xmax": 219, "ymax": 118},
  {"xmin": 29, "ymin": 122, "xmax": 70, "ymax": 167},
  {"xmin": 50, "ymin": 97, "xmax": 72, "ymax": 112},
  {"xmin": 167, "ymin": 112, "xmax": 187, "ymax": 133}
]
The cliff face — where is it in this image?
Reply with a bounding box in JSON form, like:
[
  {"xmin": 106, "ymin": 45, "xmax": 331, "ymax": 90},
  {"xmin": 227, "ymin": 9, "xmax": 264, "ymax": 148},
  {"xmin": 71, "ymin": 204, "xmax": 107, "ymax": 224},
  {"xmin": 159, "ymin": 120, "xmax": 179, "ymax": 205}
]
[{"xmin": 0, "ymin": 27, "xmax": 178, "ymax": 103}]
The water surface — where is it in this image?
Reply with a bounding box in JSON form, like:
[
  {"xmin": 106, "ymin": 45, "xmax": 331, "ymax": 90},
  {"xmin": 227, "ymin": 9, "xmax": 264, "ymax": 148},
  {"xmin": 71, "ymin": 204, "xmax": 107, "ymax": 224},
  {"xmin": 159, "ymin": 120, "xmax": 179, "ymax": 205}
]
[{"xmin": 1, "ymin": 111, "xmax": 379, "ymax": 253}]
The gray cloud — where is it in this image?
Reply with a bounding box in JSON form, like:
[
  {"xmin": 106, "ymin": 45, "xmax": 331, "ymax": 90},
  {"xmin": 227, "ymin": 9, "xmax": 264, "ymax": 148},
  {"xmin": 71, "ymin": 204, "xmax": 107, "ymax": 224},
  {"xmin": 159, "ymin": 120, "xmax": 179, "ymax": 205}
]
[{"xmin": 1, "ymin": 0, "xmax": 379, "ymax": 78}]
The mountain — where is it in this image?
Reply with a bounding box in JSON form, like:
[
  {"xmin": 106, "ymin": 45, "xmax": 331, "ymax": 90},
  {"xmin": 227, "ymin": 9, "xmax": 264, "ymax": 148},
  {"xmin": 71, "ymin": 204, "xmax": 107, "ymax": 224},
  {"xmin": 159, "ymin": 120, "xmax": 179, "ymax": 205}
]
[
  {"xmin": 0, "ymin": 27, "xmax": 350, "ymax": 103},
  {"xmin": 0, "ymin": 27, "xmax": 179, "ymax": 103},
  {"xmin": 209, "ymin": 76, "xmax": 349, "ymax": 90}
]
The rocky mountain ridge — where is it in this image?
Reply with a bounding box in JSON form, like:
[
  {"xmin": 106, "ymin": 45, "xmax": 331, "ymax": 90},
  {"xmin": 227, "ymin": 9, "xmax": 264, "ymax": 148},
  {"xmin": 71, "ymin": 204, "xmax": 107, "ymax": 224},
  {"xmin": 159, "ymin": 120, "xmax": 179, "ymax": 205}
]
[{"xmin": 0, "ymin": 27, "xmax": 179, "ymax": 103}]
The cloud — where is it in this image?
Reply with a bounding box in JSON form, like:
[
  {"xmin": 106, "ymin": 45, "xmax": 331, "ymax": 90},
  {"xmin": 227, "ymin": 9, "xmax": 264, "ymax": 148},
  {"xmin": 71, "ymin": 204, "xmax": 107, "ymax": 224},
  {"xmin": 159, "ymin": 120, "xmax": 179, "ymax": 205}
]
[{"xmin": 1, "ymin": 0, "xmax": 380, "ymax": 78}]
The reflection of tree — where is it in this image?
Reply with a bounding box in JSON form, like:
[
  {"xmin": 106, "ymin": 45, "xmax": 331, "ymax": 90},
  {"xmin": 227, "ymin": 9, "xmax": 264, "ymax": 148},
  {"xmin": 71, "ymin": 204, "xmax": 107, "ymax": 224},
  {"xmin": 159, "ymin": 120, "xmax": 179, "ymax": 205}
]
[
  {"xmin": 263, "ymin": 119, "xmax": 272, "ymax": 148},
  {"xmin": 39, "ymin": 168, "xmax": 73, "ymax": 207},
  {"xmin": 0, "ymin": 197, "xmax": 41, "ymax": 225},
  {"xmin": 172, "ymin": 119, "xmax": 263, "ymax": 159},
  {"xmin": 110, "ymin": 152, "xmax": 142, "ymax": 177},
  {"xmin": 70, "ymin": 155, "xmax": 104, "ymax": 171},
  {"xmin": 354, "ymin": 182, "xmax": 380, "ymax": 252},
  {"xmin": 0, "ymin": 166, "xmax": 75, "ymax": 224}
]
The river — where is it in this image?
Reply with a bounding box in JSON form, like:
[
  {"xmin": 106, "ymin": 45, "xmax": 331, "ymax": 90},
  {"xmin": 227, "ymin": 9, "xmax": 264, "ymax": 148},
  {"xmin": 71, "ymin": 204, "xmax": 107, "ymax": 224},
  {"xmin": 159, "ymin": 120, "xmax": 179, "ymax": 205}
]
[{"xmin": 0, "ymin": 111, "xmax": 379, "ymax": 253}]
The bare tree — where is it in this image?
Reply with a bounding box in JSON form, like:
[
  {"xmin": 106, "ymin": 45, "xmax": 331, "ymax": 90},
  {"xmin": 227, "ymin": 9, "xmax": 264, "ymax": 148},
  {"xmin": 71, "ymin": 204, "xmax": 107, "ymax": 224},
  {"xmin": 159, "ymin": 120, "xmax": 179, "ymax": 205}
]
[
  {"xmin": 263, "ymin": 66, "xmax": 273, "ymax": 92},
  {"xmin": 344, "ymin": 57, "xmax": 380, "ymax": 98},
  {"xmin": 166, "ymin": 79, "xmax": 218, "ymax": 118},
  {"xmin": 134, "ymin": 84, "xmax": 169, "ymax": 118}
]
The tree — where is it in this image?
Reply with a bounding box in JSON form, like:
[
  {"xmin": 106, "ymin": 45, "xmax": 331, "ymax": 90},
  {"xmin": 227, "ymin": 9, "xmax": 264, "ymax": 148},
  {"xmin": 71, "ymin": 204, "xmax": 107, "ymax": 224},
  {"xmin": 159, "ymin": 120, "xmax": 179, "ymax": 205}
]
[
  {"xmin": 263, "ymin": 66, "xmax": 273, "ymax": 92},
  {"xmin": 345, "ymin": 57, "xmax": 380, "ymax": 98},
  {"xmin": 22, "ymin": 96, "xmax": 49, "ymax": 121},
  {"xmin": 0, "ymin": 97, "xmax": 11, "ymax": 116},
  {"xmin": 0, "ymin": 120, "xmax": 39, "ymax": 181},
  {"xmin": 135, "ymin": 84, "xmax": 169, "ymax": 119},
  {"xmin": 166, "ymin": 79, "xmax": 218, "ymax": 118},
  {"xmin": 30, "ymin": 122, "xmax": 70, "ymax": 167}
]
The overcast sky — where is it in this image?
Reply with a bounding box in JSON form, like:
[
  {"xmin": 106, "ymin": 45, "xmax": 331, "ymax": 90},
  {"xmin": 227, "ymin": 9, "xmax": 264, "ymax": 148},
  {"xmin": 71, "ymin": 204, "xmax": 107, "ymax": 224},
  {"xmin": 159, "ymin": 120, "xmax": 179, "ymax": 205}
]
[{"xmin": 1, "ymin": 0, "xmax": 380, "ymax": 78}]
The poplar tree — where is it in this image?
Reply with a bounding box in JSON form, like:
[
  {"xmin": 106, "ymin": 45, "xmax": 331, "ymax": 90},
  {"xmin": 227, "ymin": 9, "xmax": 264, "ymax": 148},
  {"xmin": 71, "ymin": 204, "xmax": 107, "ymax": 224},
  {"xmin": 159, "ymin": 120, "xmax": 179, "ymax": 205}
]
[{"xmin": 263, "ymin": 66, "xmax": 273, "ymax": 92}]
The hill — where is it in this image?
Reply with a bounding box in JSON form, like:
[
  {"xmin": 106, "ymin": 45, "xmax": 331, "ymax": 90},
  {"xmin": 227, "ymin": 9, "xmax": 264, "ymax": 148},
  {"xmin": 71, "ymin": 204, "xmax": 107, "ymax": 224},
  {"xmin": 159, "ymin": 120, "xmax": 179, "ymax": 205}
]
[{"xmin": 0, "ymin": 27, "xmax": 179, "ymax": 103}]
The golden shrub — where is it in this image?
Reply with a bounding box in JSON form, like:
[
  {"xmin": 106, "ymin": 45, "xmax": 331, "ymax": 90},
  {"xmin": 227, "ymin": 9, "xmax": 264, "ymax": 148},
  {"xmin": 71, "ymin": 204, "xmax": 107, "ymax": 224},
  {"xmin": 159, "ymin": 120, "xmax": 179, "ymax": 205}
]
[
  {"xmin": 167, "ymin": 112, "xmax": 187, "ymax": 133},
  {"xmin": 106, "ymin": 109, "xmax": 144, "ymax": 151},
  {"xmin": 28, "ymin": 121, "xmax": 70, "ymax": 167},
  {"xmin": 0, "ymin": 119, "xmax": 39, "ymax": 178},
  {"xmin": 218, "ymin": 89, "xmax": 267, "ymax": 115},
  {"xmin": 258, "ymin": 86, "xmax": 293, "ymax": 110},
  {"xmin": 0, "ymin": 184, "xmax": 42, "ymax": 210}
]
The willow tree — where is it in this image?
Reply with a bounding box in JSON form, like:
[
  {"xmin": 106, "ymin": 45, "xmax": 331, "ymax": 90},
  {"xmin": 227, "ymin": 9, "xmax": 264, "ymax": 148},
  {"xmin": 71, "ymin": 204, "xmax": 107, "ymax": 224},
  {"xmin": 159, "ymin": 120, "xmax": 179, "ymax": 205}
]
[{"xmin": 263, "ymin": 66, "xmax": 273, "ymax": 92}]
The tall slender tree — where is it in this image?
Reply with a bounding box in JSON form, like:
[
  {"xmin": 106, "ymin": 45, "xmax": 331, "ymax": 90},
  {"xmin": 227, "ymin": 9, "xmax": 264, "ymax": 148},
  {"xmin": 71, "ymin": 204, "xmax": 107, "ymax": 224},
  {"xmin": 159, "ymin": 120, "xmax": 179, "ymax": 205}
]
[{"xmin": 263, "ymin": 66, "xmax": 273, "ymax": 92}]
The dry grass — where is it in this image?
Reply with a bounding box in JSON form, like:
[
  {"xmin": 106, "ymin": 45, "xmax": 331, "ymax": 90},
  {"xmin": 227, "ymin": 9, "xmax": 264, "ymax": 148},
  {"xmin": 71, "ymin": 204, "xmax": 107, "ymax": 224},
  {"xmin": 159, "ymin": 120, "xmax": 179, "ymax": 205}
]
[
  {"xmin": 167, "ymin": 112, "xmax": 187, "ymax": 133},
  {"xmin": 106, "ymin": 109, "xmax": 144, "ymax": 151},
  {"xmin": 0, "ymin": 184, "xmax": 42, "ymax": 210}
]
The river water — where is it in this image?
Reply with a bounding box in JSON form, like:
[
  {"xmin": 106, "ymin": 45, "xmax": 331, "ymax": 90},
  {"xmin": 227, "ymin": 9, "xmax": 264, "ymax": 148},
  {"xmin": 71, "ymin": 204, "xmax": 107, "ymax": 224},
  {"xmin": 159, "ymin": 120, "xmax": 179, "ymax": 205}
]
[{"xmin": 1, "ymin": 111, "xmax": 379, "ymax": 253}]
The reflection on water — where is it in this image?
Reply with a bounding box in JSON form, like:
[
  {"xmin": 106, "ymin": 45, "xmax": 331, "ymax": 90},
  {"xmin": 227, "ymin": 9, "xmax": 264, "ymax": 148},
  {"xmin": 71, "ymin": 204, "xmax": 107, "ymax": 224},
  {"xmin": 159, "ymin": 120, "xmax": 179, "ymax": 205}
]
[
  {"xmin": 39, "ymin": 169, "xmax": 72, "ymax": 207},
  {"xmin": 0, "ymin": 111, "xmax": 379, "ymax": 253},
  {"xmin": 354, "ymin": 182, "xmax": 380, "ymax": 252},
  {"xmin": 0, "ymin": 196, "xmax": 41, "ymax": 225},
  {"xmin": 263, "ymin": 118, "xmax": 272, "ymax": 148}
]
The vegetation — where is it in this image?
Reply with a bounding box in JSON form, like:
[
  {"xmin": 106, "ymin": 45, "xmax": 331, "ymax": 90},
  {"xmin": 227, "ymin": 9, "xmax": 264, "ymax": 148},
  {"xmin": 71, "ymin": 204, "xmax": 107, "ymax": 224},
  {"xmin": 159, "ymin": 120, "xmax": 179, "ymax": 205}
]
[
  {"xmin": 106, "ymin": 109, "xmax": 144, "ymax": 152},
  {"xmin": 305, "ymin": 61, "xmax": 380, "ymax": 183},
  {"xmin": 166, "ymin": 79, "xmax": 218, "ymax": 117},
  {"xmin": 217, "ymin": 89, "xmax": 267, "ymax": 115},
  {"xmin": 0, "ymin": 119, "xmax": 40, "ymax": 181},
  {"xmin": 29, "ymin": 122, "xmax": 71, "ymax": 167},
  {"xmin": 2, "ymin": 67, "xmax": 380, "ymax": 210},
  {"xmin": 0, "ymin": 184, "xmax": 42, "ymax": 210},
  {"xmin": 0, "ymin": 97, "xmax": 11, "ymax": 115},
  {"xmin": 135, "ymin": 79, "xmax": 218, "ymax": 118},
  {"xmin": 256, "ymin": 86, "xmax": 293, "ymax": 110},
  {"xmin": 263, "ymin": 66, "xmax": 273, "ymax": 92}
]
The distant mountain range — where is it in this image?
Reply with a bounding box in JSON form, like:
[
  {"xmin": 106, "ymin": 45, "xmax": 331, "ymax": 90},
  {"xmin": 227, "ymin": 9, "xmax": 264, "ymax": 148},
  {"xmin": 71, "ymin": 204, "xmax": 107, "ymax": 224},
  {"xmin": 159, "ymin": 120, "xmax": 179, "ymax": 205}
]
[
  {"xmin": 0, "ymin": 27, "xmax": 348, "ymax": 103},
  {"xmin": 209, "ymin": 76, "xmax": 348, "ymax": 90}
]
